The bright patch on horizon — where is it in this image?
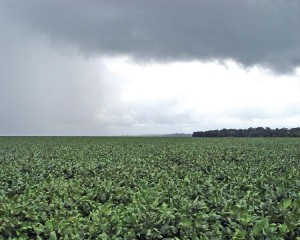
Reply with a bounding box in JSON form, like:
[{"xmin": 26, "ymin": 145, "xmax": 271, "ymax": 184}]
[{"xmin": 97, "ymin": 57, "xmax": 300, "ymax": 133}]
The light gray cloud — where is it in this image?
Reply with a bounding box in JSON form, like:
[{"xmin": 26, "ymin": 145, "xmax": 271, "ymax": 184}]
[
  {"xmin": 2, "ymin": 0, "xmax": 300, "ymax": 72},
  {"xmin": 0, "ymin": 14, "xmax": 108, "ymax": 135}
]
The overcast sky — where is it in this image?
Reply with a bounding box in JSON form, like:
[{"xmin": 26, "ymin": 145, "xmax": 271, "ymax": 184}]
[{"xmin": 1, "ymin": 0, "xmax": 300, "ymax": 136}]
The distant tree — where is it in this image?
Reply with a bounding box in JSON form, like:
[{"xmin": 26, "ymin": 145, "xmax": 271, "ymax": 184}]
[{"xmin": 192, "ymin": 127, "xmax": 300, "ymax": 137}]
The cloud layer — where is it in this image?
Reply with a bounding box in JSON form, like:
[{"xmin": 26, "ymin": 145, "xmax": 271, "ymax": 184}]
[
  {"xmin": 1, "ymin": 1, "xmax": 300, "ymax": 135},
  {"xmin": 2, "ymin": 0, "xmax": 300, "ymax": 72}
]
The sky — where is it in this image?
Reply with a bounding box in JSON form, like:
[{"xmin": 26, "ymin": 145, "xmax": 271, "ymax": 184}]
[{"xmin": 1, "ymin": 0, "xmax": 300, "ymax": 136}]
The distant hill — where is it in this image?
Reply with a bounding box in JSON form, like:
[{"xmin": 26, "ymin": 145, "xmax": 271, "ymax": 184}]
[
  {"xmin": 139, "ymin": 133, "xmax": 192, "ymax": 137},
  {"xmin": 193, "ymin": 127, "xmax": 300, "ymax": 137},
  {"xmin": 163, "ymin": 133, "xmax": 192, "ymax": 137}
]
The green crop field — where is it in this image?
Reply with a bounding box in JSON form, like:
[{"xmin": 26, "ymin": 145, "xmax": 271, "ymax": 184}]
[{"xmin": 0, "ymin": 137, "xmax": 300, "ymax": 239}]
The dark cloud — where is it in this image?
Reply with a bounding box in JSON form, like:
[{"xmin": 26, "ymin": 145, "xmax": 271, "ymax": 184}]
[{"xmin": 2, "ymin": 0, "xmax": 300, "ymax": 72}]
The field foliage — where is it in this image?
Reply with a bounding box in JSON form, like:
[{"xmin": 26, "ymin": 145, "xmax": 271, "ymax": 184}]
[{"xmin": 0, "ymin": 137, "xmax": 300, "ymax": 239}]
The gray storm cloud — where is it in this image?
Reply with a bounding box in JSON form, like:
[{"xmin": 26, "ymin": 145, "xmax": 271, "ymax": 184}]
[{"xmin": 2, "ymin": 0, "xmax": 300, "ymax": 72}]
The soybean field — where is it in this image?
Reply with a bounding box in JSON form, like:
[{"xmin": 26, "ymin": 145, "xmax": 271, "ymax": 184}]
[{"xmin": 0, "ymin": 137, "xmax": 300, "ymax": 239}]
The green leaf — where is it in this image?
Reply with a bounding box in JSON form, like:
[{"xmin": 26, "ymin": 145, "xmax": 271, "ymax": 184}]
[
  {"xmin": 195, "ymin": 217, "xmax": 202, "ymax": 228},
  {"xmin": 179, "ymin": 217, "xmax": 193, "ymax": 229},
  {"xmin": 282, "ymin": 198, "xmax": 292, "ymax": 209},
  {"xmin": 252, "ymin": 218, "xmax": 268, "ymax": 236},
  {"xmin": 33, "ymin": 225, "xmax": 45, "ymax": 235},
  {"xmin": 233, "ymin": 228, "xmax": 246, "ymax": 239},
  {"xmin": 99, "ymin": 232, "xmax": 109, "ymax": 240},
  {"xmin": 49, "ymin": 231, "xmax": 57, "ymax": 240},
  {"xmin": 146, "ymin": 228, "xmax": 162, "ymax": 238},
  {"xmin": 279, "ymin": 224, "xmax": 287, "ymax": 234}
]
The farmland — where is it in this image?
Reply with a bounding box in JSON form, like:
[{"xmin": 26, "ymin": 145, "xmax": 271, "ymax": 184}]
[{"xmin": 0, "ymin": 137, "xmax": 300, "ymax": 239}]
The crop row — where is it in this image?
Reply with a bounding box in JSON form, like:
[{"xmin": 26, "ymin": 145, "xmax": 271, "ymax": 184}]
[{"xmin": 0, "ymin": 137, "xmax": 300, "ymax": 239}]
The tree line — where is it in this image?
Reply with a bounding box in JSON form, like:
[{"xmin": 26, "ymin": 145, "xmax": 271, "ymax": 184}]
[{"xmin": 192, "ymin": 127, "xmax": 300, "ymax": 137}]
